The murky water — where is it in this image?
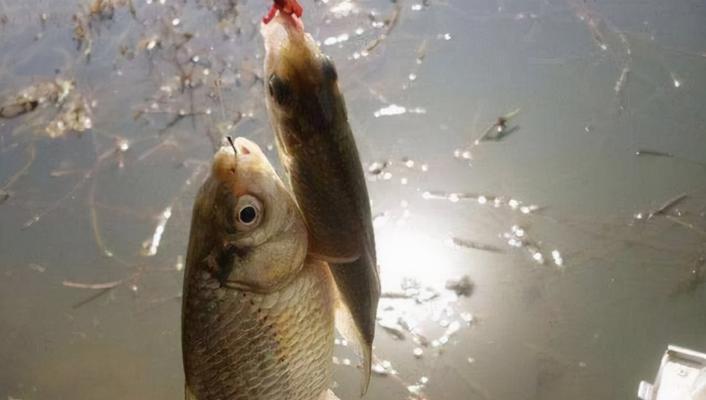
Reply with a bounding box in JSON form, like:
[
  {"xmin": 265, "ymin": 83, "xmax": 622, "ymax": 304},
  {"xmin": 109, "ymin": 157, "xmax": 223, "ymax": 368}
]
[{"xmin": 1, "ymin": 0, "xmax": 705, "ymax": 399}]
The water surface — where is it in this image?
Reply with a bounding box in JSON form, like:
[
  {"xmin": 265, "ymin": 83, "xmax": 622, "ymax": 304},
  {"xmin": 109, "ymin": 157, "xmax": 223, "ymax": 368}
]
[{"xmin": 1, "ymin": 0, "xmax": 705, "ymax": 399}]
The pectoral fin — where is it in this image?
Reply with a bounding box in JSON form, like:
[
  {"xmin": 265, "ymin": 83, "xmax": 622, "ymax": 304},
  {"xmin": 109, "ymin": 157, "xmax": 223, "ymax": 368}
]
[
  {"xmin": 309, "ymin": 250, "xmax": 359, "ymax": 264},
  {"xmin": 307, "ymin": 231, "xmax": 361, "ymax": 264}
]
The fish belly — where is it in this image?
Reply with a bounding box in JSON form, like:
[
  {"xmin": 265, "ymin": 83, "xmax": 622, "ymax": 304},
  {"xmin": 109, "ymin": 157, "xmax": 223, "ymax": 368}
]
[{"xmin": 183, "ymin": 259, "xmax": 336, "ymax": 400}]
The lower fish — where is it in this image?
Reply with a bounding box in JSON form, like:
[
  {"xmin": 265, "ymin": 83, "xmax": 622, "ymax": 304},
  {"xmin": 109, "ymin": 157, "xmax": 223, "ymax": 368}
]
[
  {"xmin": 182, "ymin": 137, "xmax": 338, "ymax": 400},
  {"xmin": 261, "ymin": 8, "xmax": 380, "ymax": 394}
]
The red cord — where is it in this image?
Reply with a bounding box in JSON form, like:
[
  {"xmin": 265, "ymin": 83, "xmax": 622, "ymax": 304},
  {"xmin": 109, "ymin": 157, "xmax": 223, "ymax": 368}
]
[{"xmin": 262, "ymin": 0, "xmax": 303, "ymax": 24}]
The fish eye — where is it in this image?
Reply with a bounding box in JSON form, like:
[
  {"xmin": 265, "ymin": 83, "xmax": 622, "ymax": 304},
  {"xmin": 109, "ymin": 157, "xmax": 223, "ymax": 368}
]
[
  {"xmin": 268, "ymin": 73, "xmax": 291, "ymax": 105},
  {"xmin": 321, "ymin": 56, "xmax": 338, "ymax": 82},
  {"xmin": 234, "ymin": 195, "xmax": 263, "ymax": 231},
  {"xmin": 239, "ymin": 206, "xmax": 257, "ymax": 224}
]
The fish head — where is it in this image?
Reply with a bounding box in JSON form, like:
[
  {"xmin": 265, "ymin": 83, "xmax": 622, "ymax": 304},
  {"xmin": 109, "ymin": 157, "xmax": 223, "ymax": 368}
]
[
  {"xmin": 261, "ymin": 12, "xmax": 345, "ymax": 150},
  {"xmin": 187, "ymin": 137, "xmax": 308, "ymax": 293}
]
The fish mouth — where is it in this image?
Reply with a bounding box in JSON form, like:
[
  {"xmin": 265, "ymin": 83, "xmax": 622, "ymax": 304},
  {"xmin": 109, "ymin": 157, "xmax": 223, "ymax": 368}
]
[
  {"xmin": 261, "ymin": 12, "xmax": 305, "ymax": 67},
  {"xmin": 213, "ymin": 136, "xmax": 271, "ymax": 184},
  {"xmin": 231, "ymin": 136, "xmax": 256, "ymax": 156},
  {"xmin": 222, "ymin": 136, "xmax": 266, "ymax": 162}
]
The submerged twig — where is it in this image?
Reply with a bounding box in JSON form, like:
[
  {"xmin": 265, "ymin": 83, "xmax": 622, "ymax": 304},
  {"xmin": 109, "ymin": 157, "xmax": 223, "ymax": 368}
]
[
  {"xmin": 474, "ymin": 108, "xmax": 521, "ymax": 145},
  {"xmin": 635, "ymin": 149, "xmax": 706, "ymax": 169},
  {"xmin": 1, "ymin": 142, "xmax": 36, "ymax": 193},
  {"xmin": 568, "ymin": 0, "xmax": 632, "ymax": 115},
  {"xmin": 88, "ymin": 178, "xmax": 114, "ymax": 258},
  {"xmin": 71, "ymin": 287, "xmax": 114, "ymax": 308},
  {"xmin": 24, "ymin": 147, "xmax": 105, "ymax": 229},
  {"xmin": 23, "ymin": 171, "xmax": 91, "ymax": 229},
  {"xmin": 62, "ymin": 279, "xmax": 123, "ymax": 289},
  {"xmin": 364, "ymin": 0, "xmax": 402, "ymax": 53},
  {"xmin": 450, "ymin": 237, "xmax": 504, "ymax": 253},
  {"xmin": 636, "ymin": 149, "xmax": 674, "ymax": 158},
  {"xmin": 647, "ymin": 193, "xmax": 688, "ymax": 220}
]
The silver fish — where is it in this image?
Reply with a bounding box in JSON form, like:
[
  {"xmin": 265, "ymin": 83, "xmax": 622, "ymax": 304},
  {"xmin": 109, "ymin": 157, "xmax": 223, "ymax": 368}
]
[{"xmin": 182, "ymin": 137, "xmax": 338, "ymax": 400}]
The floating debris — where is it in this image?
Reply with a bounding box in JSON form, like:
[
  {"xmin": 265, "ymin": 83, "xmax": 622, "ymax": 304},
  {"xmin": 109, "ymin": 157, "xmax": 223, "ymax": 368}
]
[
  {"xmin": 450, "ymin": 237, "xmax": 504, "ymax": 253},
  {"xmin": 381, "ymin": 278, "xmax": 440, "ymax": 304},
  {"xmin": 614, "ymin": 66, "xmax": 630, "ymax": 94},
  {"xmin": 0, "ymin": 79, "xmax": 74, "ymax": 119},
  {"xmin": 460, "ymin": 312, "xmax": 474, "ymax": 324},
  {"xmin": 371, "ymin": 359, "xmax": 397, "ymax": 376},
  {"xmin": 445, "ymin": 275, "xmax": 474, "ymax": 297},
  {"xmin": 28, "ymin": 264, "xmax": 46, "ymax": 273},
  {"xmin": 443, "ymin": 320, "xmax": 462, "ymax": 338},
  {"xmin": 366, "ymin": 157, "xmax": 429, "ymax": 182},
  {"xmin": 45, "ymin": 95, "xmax": 93, "ymax": 138},
  {"xmin": 367, "ymin": 160, "xmax": 391, "ymax": 176},
  {"xmin": 502, "ymin": 225, "xmax": 560, "ymax": 267},
  {"xmin": 62, "ymin": 279, "xmax": 122, "ymax": 290},
  {"xmin": 474, "ymin": 108, "xmax": 521, "ymax": 144},
  {"xmin": 381, "ymin": 291, "xmax": 413, "ymax": 299},
  {"xmin": 373, "ymin": 104, "xmax": 426, "ymax": 118},
  {"xmin": 363, "ymin": 0, "xmax": 402, "ymax": 53},
  {"xmin": 412, "ymin": 347, "xmax": 424, "ymax": 358},
  {"xmin": 634, "ymin": 193, "xmax": 688, "ymax": 221},
  {"xmin": 407, "ymin": 376, "xmax": 429, "ymax": 398},
  {"xmin": 402, "ymin": 278, "xmax": 440, "ymax": 304},
  {"xmin": 635, "ymin": 149, "xmax": 674, "ymax": 158},
  {"xmin": 88, "ymin": 0, "xmax": 136, "ymax": 19},
  {"xmin": 73, "ymin": 0, "xmax": 137, "ymax": 60},
  {"xmin": 378, "ymin": 318, "xmax": 406, "ymax": 340}
]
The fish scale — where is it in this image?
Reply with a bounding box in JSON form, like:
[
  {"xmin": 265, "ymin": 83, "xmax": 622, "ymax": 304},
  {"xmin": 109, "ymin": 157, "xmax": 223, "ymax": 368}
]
[{"xmin": 183, "ymin": 257, "xmax": 335, "ymax": 400}]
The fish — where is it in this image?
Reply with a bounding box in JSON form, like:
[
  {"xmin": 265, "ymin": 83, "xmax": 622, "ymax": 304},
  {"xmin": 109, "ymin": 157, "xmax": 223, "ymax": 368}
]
[
  {"xmin": 181, "ymin": 137, "xmax": 339, "ymax": 400},
  {"xmin": 261, "ymin": 11, "xmax": 380, "ymax": 395}
]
